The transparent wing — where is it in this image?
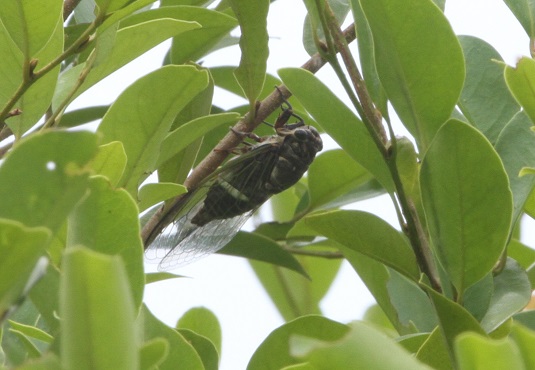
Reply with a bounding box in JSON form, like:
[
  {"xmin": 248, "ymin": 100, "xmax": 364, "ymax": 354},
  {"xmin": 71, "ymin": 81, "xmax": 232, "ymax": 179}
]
[
  {"xmin": 149, "ymin": 208, "xmax": 254, "ymax": 270},
  {"xmin": 146, "ymin": 140, "xmax": 280, "ymax": 270}
]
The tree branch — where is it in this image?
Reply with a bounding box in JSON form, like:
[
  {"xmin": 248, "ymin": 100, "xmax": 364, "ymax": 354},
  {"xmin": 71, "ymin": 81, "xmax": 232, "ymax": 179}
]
[{"xmin": 141, "ymin": 24, "xmax": 356, "ymax": 247}]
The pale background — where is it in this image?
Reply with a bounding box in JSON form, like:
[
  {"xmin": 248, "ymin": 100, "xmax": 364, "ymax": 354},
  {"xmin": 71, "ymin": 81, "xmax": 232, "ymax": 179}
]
[{"xmin": 70, "ymin": 1, "xmax": 535, "ymax": 369}]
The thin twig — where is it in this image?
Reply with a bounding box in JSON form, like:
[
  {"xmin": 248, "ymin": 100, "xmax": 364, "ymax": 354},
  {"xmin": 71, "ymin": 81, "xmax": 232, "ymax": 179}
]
[
  {"xmin": 63, "ymin": 0, "xmax": 82, "ymax": 21},
  {"xmin": 141, "ymin": 24, "xmax": 357, "ymax": 247}
]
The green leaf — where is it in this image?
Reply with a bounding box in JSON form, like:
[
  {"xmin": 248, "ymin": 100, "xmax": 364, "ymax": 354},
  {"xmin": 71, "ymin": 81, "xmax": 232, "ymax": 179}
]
[
  {"xmin": 505, "ymin": 57, "xmax": 535, "ymax": 125},
  {"xmin": 0, "ymin": 221, "xmax": 49, "ymax": 319},
  {"xmin": 420, "ymin": 120, "xmax": 513, "ymax": 293},
  {"xmin": 247, "ymin": 315, "xmax": 349, "ymax": 370},
  {"xmin": 458, "ymin": 36, "xmax": 520, "ymax": 143},
  {"xmin": 480, "ymin": 258, "xmax": 531, "ymax": 333},
  {"xmin": 90, "ymin": 141, "xmax": 127, "ymax": 187},
  {"xmin": 97, "ymin": 65, "xmax": 209, "ymax": 196},
  {"xmin": 455, "ymin": 333, "xmax": 524, "ymax": 370},
  {"xmin": 510, "ymin": 322, "xmax": 535, "ymax": 369},
  {"xmin": 28, "ymin": 265, "xmax": 61, "ymax": 333},
  {"xmin": 387, "ymin": 271, "xmax": 437, "ymax": 332},
  {"xmin": 156, "ymin": 112, "xmax": 240, "ymax": 168},
  {"xmin": 360, "ymin": 0, "xmax": 465, "ymax": 149},
  {"xmin": 495, "ymin": 112, "xmax": 535, "ymax": 224},
  {"xmin": 163, "ymin": 6, "xmax": 239, "ymax": 64},
  {"xmin": 7, "ymin": 321, "xmax": 52, "ymax": 344},
  {"xmin": 68, "ymin": 17, "xmax": 200, "ymax": 100},
  {"xmin": 423, "ymin": 285, "xmax": 486, "ymax": 363},
  {"xmin": 177, "ymin": 307, "xmax": 222, "ymax": 356},
  {"xmin": 279, "ymin": 68, "xmax": 394, "ymax": 191},
  {"xmin": 305, "ymin": 210, "xmax": 420, "ymax": 281},
  {"xmin": 415, "ymin": 327, "xmax": 453, "ymax": 370},
  {"xmin": 138, "ymin": 182, "xmax": 187, "ymax": 212},
  {"xmin": 140, "ymin": 304, "xmax": 204, "ymax": 370},
  {"xmin": 229, "ymin": 0, "xmax": 269, "ymax": 109},
  {"xmin": 177, "ymin": 329, "xmax": 219, "ymax": 370},
  {"xmin": 503, "ymin": 0, "xmax": 535, "ymax": 38},
  {"xmin": 219, "ymin": 231, "xmax": 308, "ymax": 277},
  {"xmin": 14, "ymin": 353, "xmax": 62, "ymax": 370},
  {"xmin": 295, "ymin": 321, "xmax": 431, "ymax": 370},
  {"xmin": 67, "ymin": 176, "xmax": 144, "ymax": 310},
  {"xmin": 145, "ymin": 272, "xmax": 184, "ymax": 284},
  {"xmin": 249, "ymin": 250, "xmax": 342, "ymax": 321},
  {"xmin": 0, "ymin": 0, "xmax": 63, "ymax": 137},
  {"xmin": 508, "ymin": 239, "xmax": 535, "ymax": 270},
  {"xmin": 59, "ymin": 105, "xmax": 109, "ymax": 128},
  {"xmin": 307, "ymin": 149, "xmax": 374, "ymax": 211},
  {"xmin": 0, "ymin": 131, "xmax": 98, "ymax": 233},
  {"xmin": 139, "ymin": 338, "xmax": 169, "ymax": 370},
  {"xmin": 342, "ymin": 251, "xmax": 403, "ymax": 332},
  {"xmin": 60, "ymin": 247, "xmax": 138, "ymax": 370},
  {"xmin": 350, "ymin": 0, "xmax": 389, "ymax": 119}
]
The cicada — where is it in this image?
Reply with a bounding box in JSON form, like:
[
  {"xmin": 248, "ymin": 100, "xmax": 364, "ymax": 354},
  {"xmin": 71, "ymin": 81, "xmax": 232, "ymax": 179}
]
[{"xmin": 145, "ymin": 95, "xmax": 323, "ymax": 270}]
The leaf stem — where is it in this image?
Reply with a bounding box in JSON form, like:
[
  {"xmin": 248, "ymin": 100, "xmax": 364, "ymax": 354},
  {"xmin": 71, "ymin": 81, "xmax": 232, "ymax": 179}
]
[{"xmin": 321, "ymin": 3, "xmax": 441, "ymax": 291}]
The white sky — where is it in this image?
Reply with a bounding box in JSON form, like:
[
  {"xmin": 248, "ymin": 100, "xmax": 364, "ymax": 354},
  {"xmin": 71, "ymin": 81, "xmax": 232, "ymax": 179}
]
[{"xmin": 72, "ymin": 1, "xmax": 534, "ymax": 369}]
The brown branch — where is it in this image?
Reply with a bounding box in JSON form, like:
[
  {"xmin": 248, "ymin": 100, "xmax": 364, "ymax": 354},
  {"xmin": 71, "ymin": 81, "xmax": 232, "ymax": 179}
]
[
  {"xmin": 63, "ymin": 0, "xmax": 82, "ymax": 21},
  {"xmin": 141, "ymin": 24, "xmax": 356, "ymax": 247}
]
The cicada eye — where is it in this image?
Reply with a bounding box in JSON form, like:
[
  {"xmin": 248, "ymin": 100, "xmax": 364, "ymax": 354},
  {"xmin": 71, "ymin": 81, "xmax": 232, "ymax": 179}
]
[{"xmin": 293, "ymin": 128, "xmax": 309, "ymax": 141}]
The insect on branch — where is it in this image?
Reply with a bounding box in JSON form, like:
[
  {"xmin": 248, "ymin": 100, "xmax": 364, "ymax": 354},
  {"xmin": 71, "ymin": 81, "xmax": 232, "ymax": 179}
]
[{"xmin": 141, "ymin": 24, "xmax": 357, "ymax": 248}]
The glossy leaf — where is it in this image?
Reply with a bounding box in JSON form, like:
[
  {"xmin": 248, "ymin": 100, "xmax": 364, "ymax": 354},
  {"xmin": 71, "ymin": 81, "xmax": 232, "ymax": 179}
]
[
  {"xmin": 415, "ymin": 327, "xmax": 453, "ymax": 370},
  {"xmin": 455, "ymin": 333, "xmax": 524, "ymax": 370},
  {"xmin": 0, "ymin": 131, "xmax": 97, "ymax": 233},
  {"xmin": 0, "ymin": 221, "xmax": 49, "ymax": 319},
  {"xmin": 505, "ymin": 57, "xmax": 535, "ymax": 125},
  {"xmin": 508, "ymin": 239, "xmax": 535, "ymax": 271},
  {"xmin": 342, "ymin": 251, "xmax": 403, "ymax": 333},
  {"xmin": 66, "ymin": 17, "xmax": 200, "ymax": 100},
  {"xmin": 220, "ymin": 232, "xmax": 308, "ymax": 277},
  {"xmin": 58, "ymin": 105, "xmax": 109, "ymax": 128},
  {"xmin": 307, "ymin": 149, "xmax": 374, "ymax": 211},
  {"xmin": 296, "ymin": 321, "xmax": 431, "ymax": 370},
  {"xmin": 305, "ymin": 210, "xmax": 420, "ymax": 281},
  {"xmin": 67, "ymin": 176, "xmax": 144, "ymax": 310},
  {"xmin": 495, "ymin": 112, "xmax": 535, "ymax": 224},
  {"xmin": 97, "ymin": 65, "xmax": 209, "ymax": 196},
  {"xmin": 0, "ymin": 0, "xmax": 63, "ymax": 137},
  {"xmin": 249, "ymin": 250, "xmax": 341, "ymax": 321},
  {"xmin": 420, "ymin": 120, "xmax": 513, "ymax": 293},
  {"xmin": 140, "ymin": 304, "xmax": 204, "ymax": 370},
  {"xmin": 480, "ymin": 258, "xmax": 531, "ymax": 333},
  {"xmin": 503, "ymin": 0, "xmax": 535, "ymax": 38},
  {"xmin": 510, "ymin": 323, "xmax": 535, "ymax": 369},
  {"xmin": 177, "ymin": 329, "xmax": 219, "ymax": 370},
  {"xmin": 139, "ymin": 338, "xmax": 169, "ymax": 370},
  {"xmin": 60, "ymin": 247, "xmax": 138, "ymax": 370},
  {"xmin": 360, "ymin": 0, "xmax": 464, "ymax": 149},
  {"xmin": 279, "ymin": 68, "xmax": 394, "ymax": 191},
  {"xmin": 229, "ymin": 0, "xmax": 269, "ymax": 108},
  {"xmin": 423, "ymin": 285, "xmax": 486, "ymax": 362},
  {"xmin": 350, "ymin": 0, "xmax": 389, "ymax": 119},
  {"xmin": 156, "ymin": 112, "xmax": 240, "ymax": 168},
  {"xmin": 458, "ymin": 36, "xmax": 520, "ymax": 143},
  {"xmin": 138, "ymin": 183, "xmax": 187, "ymax": 212},
  {"xmin": 387, "ymin": 271, "xmax": 437, "ymax": 332},
  {"xmin": 177, "ymin": 307, "xmax": 222, "ymax": 356},
  {"xmin": 247, "ymin": 315, "xmax": 349, "ymax": 370},
  {"xmin": 90, "ymin": 141, "xmax": 127, "ymax": 187},
  {"xmin": 157, "ymin": 6, "xmax": 239, "ymax": 64}
]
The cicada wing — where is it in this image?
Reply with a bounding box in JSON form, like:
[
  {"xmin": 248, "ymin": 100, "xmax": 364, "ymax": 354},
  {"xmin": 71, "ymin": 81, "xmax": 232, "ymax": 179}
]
[
  {"xmin": 155, "ymin": 210, "xmax": 254, "ymax": 270},
  {"xmin": 145, "ymin": 140, "xmax": 281, "ymax": 270}
]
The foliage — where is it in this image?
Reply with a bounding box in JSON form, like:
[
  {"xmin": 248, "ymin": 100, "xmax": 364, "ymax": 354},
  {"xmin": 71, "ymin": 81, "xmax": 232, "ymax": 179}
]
[{"xmin": 1, "ymin": 0, "xmax": 535, "ymax": 369}]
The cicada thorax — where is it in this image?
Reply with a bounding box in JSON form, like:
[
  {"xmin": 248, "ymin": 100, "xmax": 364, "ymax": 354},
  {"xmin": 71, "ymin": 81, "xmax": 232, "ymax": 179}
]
[{"xmin": 190, "ymin": 122, "xmax": 323, "ymax": 228}]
